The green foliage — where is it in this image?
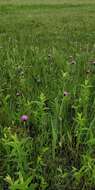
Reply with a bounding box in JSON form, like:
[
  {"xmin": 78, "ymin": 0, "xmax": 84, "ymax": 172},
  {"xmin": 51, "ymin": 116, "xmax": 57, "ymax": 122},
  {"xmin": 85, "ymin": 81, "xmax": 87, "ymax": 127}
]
[{"xmin": 0, "ymin": 1, "xmax": 95, "ymax": 190}]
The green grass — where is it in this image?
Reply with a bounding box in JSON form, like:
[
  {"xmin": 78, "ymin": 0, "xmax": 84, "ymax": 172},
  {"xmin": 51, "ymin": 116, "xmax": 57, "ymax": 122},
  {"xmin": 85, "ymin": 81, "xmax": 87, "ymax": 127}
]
[
  {"xmin": 0, "ymin": 1, "xmax": 95, "ymax": 190},
  {"xmin": 1, "ymin": 0, "xmax": 95, "ymax": 5}
]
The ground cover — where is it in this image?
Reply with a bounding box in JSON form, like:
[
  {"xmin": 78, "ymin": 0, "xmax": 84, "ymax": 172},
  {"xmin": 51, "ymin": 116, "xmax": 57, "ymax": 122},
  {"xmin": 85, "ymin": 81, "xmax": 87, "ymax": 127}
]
[{"xmin": 0, "ymin": 1, "xmax": 95, "ymax": 189}]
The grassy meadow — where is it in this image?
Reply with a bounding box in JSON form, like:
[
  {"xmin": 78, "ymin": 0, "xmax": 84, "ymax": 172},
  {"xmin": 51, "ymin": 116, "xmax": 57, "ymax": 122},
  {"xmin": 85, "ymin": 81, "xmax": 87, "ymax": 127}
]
[{"xmin": 0, "ymin": 0, "xmax": 95, "ymax": 189}]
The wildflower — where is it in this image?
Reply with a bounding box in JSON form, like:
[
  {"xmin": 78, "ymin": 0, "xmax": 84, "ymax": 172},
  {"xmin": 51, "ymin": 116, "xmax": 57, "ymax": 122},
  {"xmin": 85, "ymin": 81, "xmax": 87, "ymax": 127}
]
[
  {"xmin": 20, "ymin": 115, "xmax": 29, "ymax": 122},
  {"xmin": 64, "ymin": 91, "xmax": 69, "ymax": 96}
]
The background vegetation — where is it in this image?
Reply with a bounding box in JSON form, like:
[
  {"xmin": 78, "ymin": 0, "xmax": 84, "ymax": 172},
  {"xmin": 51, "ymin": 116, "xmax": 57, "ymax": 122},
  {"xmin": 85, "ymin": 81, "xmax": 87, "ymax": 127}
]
[{"xmin": 0, "ymin": 0, "xmax": 95, "ymax": 189}]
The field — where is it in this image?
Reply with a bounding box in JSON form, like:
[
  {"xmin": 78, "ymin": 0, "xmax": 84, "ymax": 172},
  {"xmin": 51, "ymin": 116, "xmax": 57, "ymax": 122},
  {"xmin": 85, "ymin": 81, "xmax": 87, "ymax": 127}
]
[{"xmin": 0, "ymin": 0, "xmax": 95, "ymax": 189}]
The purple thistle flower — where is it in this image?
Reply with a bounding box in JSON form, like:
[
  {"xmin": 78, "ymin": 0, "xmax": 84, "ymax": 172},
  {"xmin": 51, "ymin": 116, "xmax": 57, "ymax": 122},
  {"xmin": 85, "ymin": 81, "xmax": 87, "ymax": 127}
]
[
  {"xmin": 64, "ymin": 91, "xmax": 69, "ymax": 96},
  {"xmin": 20, "ymin": 115, "xmax": 29, "ymax": 122}
]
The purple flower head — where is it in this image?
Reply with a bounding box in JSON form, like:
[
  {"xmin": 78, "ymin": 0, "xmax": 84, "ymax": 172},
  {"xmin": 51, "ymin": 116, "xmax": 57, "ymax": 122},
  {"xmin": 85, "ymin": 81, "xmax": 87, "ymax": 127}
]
[
  {"xmin": 64, "ymin": 91, "xmax": 69, "ymax": 97},
  {"xmin": 20, "ymin": 115, "xmax": 29, "ymax": 122}
]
